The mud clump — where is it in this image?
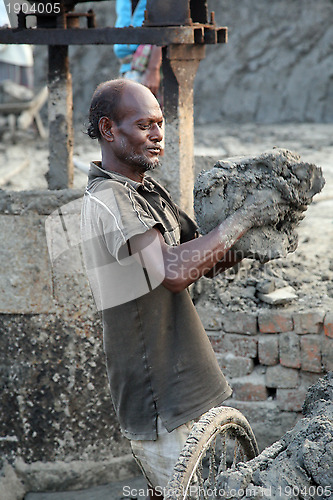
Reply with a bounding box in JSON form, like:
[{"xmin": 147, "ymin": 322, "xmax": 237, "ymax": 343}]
[
  {"xmin": 216, "ymin": 373, "xmax": 333, "ymax": 498},
  {"xmin": 194, "ymin": 149, "xmax": 325, "ymax": 262}
]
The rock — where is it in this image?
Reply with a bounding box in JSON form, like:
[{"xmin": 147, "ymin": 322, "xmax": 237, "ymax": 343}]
[
  {"xmin": 255, "ymin": 279, "xmax": 275, "ymax": 294},
  {"xmin": 0, "ymin": 463, "xmax": 25, "ymax": 500},
  {"xmin": 257, "ymin": 286, "xmax": 298, "ymax": 305},
  {"xmin": 194, "ymin": 149, "xmax": 325, "ymax": 261},
  {"xmin": 302, "ymin": 371, "xmax": 333, "ymax": 417},
  {"xmin": 302, "ymin": 436, "xmax": 333, "ymax": 488}
]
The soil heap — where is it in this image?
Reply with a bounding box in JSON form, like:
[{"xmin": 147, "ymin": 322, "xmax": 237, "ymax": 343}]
[
  {"xmin": 216, "ymin": 373, "xmax": 333, "ymax": 498},
  {"xmin": 194, "ymin": 149, "xmax": 325, "ymax": 262}
]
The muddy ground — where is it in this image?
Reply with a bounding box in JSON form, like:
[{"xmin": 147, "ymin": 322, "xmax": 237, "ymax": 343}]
[
  {"xmin": 215, "ymin": 372, "xmax": 333, "ymax": 498},
  {"xmin": 1, "ymin": 122, "xmax": 333, "ymax": 313},
  {"xmin": 193, "ymin": 123, "xmax": 333, "ymax": 313}
]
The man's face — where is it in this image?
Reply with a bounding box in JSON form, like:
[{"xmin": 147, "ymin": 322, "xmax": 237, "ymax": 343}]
[{"xmin": 111, "ymin": 86, "xmax": 164, "ymax": 173}]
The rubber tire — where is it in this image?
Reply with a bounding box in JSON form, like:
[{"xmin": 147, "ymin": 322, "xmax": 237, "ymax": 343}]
[{"xmin": 165, "ymin": 406, "xmax": 259, "ymax": 500}]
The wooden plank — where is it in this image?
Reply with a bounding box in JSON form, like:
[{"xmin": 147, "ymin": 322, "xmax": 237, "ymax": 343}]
[
  {"xmin": 18, "ymin": 86, "xmax": 48, "ymax": 130},
  {"xmin": 0, "ymin": 159, "xmax": 29, "ymax": 186}
]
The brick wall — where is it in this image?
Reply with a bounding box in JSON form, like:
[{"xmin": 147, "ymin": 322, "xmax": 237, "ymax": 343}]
[{"xmin": 196, "ymin": 303, "xmax": 333, "ymax": 451}]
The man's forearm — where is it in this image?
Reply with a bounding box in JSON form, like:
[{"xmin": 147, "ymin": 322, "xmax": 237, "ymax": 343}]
[
  {"xmin": 204, "ymin": 250, "xmax": 243, "ymax": 278},
  {"xmin": 147, "ymin": 46, "xmax": 162, "ymax": 71},
  {"xmin": 162, "ymin": 209, "xmax": 252, "ymax": 292},
  {"xmin": 143, "ymin": 46, "xmax": 162, "ymax": 95}
]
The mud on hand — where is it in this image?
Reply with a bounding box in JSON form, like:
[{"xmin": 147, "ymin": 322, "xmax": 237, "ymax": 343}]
[{"xmin": 242, "ymin": 189, "xmax": 288, "ymax": 228}]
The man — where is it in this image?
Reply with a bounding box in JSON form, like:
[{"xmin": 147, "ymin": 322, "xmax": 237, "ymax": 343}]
[{"xmin": 81, "ymin": 79, "xmax": 283, "ymax": 493}]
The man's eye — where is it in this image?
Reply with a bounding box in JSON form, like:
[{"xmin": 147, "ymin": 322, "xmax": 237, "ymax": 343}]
[{"xmin": 139, "ymin": 124, "xmax": 149, "ymax": 130}]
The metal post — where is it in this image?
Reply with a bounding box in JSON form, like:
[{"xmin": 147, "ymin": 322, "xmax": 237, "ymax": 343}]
[
  {"xmin": 161, "ymin": 44, "xmax": 205, "ymax": 216},
  {"xmin": 46, "ymin": 45, "xmax": 73, "ymax": 189}
]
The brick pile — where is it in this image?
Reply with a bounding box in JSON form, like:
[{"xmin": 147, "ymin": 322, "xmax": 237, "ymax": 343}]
[{"xmin": 197, "ymin": 303, "xmax": 333, "ymax": 449}]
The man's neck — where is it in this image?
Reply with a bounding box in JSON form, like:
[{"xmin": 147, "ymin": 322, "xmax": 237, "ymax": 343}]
[{"xmin": 101, "ymin": 158, "xmax": 145, "ymax": 184}]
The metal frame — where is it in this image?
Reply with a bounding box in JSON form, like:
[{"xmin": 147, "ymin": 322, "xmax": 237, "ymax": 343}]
[
  {"xmin": 0, "ymin": 25, "xmax": 226, "ymax": 45},
  {"xmin": 0, "ymin": 0, "xmax": 227, "ymax": 211}
]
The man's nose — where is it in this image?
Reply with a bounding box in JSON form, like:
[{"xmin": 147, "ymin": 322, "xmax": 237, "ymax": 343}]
[{"xmin": 149, "ymin": 123, "xmax": 163, "ymax": 142}]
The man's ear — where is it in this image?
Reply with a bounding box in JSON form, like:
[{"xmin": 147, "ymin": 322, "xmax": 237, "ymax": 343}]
[{"xmin": 98, "ymin": 116, "xmax": 114, "ymax": 141}]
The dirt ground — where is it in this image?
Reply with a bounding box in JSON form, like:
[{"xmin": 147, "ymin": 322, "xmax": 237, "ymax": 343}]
[
  {"xmin": 193, "ymin": 123, "xmax": 333, "ymax": 312},
  {"xmin": 1, "ymin": 122, "xmax": 333, "ymax": 311}
]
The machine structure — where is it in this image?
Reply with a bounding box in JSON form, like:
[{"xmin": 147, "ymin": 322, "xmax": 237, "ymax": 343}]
[{"xmin": 0, "ymin": 0, "xmax": 227, "ymax": 211}]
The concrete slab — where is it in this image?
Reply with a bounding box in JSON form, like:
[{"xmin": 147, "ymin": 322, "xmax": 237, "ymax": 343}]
[
  {"xmin": 25, "ymin": 476, "xmax": 147, "ymax": 500},
  {"xmin": 0, "ymin": 214, "xmax": 54, "ymax": 313}
]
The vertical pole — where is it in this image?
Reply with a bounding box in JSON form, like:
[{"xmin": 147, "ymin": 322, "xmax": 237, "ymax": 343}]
[
  {"xmin": 47, "ymin": 45, "xmax": 73, "ymax": 190},
  {"xmin": 161, "ymin": 44, "xmax": 205, "ymax": 216}
]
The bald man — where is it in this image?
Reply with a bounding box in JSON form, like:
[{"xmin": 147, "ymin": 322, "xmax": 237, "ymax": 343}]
[{"xmin": 81, "ymin": 79, "xmax": 283, "ymax": 495}]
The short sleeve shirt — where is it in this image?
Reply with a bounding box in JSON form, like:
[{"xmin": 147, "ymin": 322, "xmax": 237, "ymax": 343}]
[{"xmin": 81, "ymin": 162, "xmax": 232, "ymax": 440}]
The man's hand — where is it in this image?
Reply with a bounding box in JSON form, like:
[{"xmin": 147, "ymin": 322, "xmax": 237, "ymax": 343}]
[
  {"xmin": 142, "ymin": 46, "xmax": 162, "ymax": 96},
  {"xmin": 142, "ymin": 68, "xmax": 160, "ymax": 96}
]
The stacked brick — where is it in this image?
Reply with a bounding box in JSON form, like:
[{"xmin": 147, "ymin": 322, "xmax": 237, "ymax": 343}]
[{"xmin": 197, "ymin": 303, "xmax": 333, "ymax": 449}]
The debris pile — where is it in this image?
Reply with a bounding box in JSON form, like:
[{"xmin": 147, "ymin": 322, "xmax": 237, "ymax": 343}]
[
  {"xmin": 0, "ymin": 81, "xmax": 47, "ymax": 142},
  {"xmin": 194, "ymin": 149, "xmax": 325, "ymax": 262},
  {"xmin": 216, "ymin": 373, "xmax": 333, "ymax": 498}
]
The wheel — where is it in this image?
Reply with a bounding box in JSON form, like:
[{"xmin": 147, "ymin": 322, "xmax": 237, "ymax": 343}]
[{"xmin": 165, "ymin": 407, "xmax": 259, "ymax": 500}]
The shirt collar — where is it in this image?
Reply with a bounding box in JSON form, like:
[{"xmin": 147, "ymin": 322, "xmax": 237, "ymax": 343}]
[{"xmin": 88, "ymin": 161, "xmax": 155, "ymax": 192}]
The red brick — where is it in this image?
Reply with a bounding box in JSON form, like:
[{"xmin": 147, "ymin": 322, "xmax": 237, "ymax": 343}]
[
  {"xmin": 301, "ymin": 371, "xmax": 322, "ymax": 389},
  {"xmin": 258, "ymin": 335, "xmax": 279, "ymax": 365},
  {"xmin": 277, "ymin": 387, "xmax": 308, "ymax": 412},
  {"xmin": 279, "ymin": 332, "xmax": 301, "ymax": 369},
  {"xmin": 293, "ymin": 310, "xmax": 325, "ymax": 335},
  {"xmin": 324, "ymin": 312, "xmax": 333, "ymax": 338},
  {"xmin": 197, "ymin": 302, "xmax": 222, "ymax": 331},
  {"xmin": 219, "ymin": 334, "xmax": 258, "ymax": 358},
  {"xmin": 300, "ymin": 335, "xmax": 322, "ymax": 373},
  {"xmin": 265, "ymin": 365, "xmax": 299, "ymax": 389},
  {"xmin": 216, "ymin": 353, "xmax": 254, "ymax": 379},
  {"xmin": 258, "ymin": 311, "xmax": 293, "ymax": 333},
  {"xmin": 321, "ymin": 335, "xmax": 333, "ymax": 372},
  {"xmin": 221, "ymin": 312, "xmax": 257, "ymax": 335},
  {"xmin": 232, "ymin": 377, "xmax": 268, "ymax": 401}
]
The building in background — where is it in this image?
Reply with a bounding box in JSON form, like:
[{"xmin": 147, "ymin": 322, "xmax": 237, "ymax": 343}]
[{"xmin": 0, "ymin": 1, "xmax": 34, "ymax": 90}]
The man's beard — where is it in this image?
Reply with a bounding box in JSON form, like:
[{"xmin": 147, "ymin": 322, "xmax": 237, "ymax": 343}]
[{"xmin": 125, "ymin": 152, "xmax": 161, "ymax": 172}]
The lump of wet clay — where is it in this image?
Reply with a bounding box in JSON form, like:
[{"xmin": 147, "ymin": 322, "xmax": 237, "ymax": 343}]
[{"xmin": 194, "ymin": 148, "xmax": 325, "ymax": 261}]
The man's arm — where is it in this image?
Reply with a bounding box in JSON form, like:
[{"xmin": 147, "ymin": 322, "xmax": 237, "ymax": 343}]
[
  {"xmin": 142, "ymin": 46, "xmax": 162, "ymax": 96},
  {"xmin": 129, "ymin": 190, "xmax": 285, "ymax": 294},
  {"xmin": 204, "ymin": 250, "xmax": 243, "ymax": 278},
  {"xmin": 129, "ymin": 207, "xmax": 251, "ymax": 293}
]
